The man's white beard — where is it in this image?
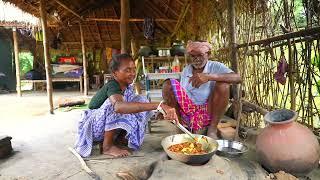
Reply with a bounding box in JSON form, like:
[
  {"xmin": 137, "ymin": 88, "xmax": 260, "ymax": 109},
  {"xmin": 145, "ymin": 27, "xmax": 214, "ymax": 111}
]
[{"xmin": 192, "ymin": 61, "xmax": 207, "ymax": 69}]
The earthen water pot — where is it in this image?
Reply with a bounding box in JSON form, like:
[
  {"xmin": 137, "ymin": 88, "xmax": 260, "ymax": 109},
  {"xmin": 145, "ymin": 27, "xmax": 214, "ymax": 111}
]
[
  {"xmin": 170, "ymin": 42, "xmax": 185, "ymax": 56},
  {"xmin": 256, "ymin": 109, "xmax": 320, "ymax": 176},
  {"xmin": 138, "ymin": 46, "xmax": 152, "ymax": 57}
]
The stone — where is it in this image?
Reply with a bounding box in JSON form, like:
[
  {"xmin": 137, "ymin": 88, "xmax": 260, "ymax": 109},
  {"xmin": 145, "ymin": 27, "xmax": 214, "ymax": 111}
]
[{"xmin": 0, "ymin": 135, "xmax": 13, "ymax": 158}]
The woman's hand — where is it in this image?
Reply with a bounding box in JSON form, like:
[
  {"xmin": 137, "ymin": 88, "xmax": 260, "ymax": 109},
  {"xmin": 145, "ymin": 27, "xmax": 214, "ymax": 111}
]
[
  {"xmin": 189, "ymin": 73, "xmax": 210, "ymax": 88},
  {"xmin": 160, "ymin": 104, "xmax": 179, "ymax": 123}
]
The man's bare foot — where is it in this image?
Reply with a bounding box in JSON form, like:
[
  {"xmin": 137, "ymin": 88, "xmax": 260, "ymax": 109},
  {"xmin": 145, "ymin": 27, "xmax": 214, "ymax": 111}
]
[
  {"xmin": 207, "ymin": 126, "xmax": 218, "ymax": 140},
  {"xmin": 103, "ymin": 145, "xmax": 130, "ymax": 157}
]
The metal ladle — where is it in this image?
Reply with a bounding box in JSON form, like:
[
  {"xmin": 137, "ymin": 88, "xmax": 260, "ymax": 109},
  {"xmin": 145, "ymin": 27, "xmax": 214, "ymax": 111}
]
[
  {"xmin": 157, "ymin": 105, "xmax": 209, "ymax": 151},
  {"xmin": 171, "ymin": 120, "xmax": 197, "ymax": 141},
  {"xmin": 156, "ymin": 104, "xmax": 196, "ymax": 140}
]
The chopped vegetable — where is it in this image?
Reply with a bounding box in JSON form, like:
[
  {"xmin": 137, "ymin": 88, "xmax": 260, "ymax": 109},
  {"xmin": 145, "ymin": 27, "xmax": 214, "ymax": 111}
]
[{"xmin": 168, "ymin": 142, "xmax": 208, "ymax": 155}]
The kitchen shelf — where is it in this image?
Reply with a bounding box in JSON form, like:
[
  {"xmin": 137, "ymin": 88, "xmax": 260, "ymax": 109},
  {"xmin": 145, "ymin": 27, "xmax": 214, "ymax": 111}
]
[
  {"xmin": 141, "ymin": 55, "xmax": 186, "ymax": 101},
  {"xmin": 146, "ymin": 73, "xmax": 181, "ymax": 80},
  {"xmin": 143, "ymin": 56, "xmax": 187, "ymax": 61}
]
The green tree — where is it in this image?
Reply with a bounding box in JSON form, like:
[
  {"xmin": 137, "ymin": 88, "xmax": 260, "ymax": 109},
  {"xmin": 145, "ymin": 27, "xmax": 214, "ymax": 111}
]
[{"xmin": 18, "ymin": 52, "xmax": 33, "ymax": 76}]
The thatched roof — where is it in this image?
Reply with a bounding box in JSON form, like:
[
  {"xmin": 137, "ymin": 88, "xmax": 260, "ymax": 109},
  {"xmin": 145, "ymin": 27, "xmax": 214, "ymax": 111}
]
[
  {"xmin": 0, "ymin": 1, "xmax": 39, "ymax": 26},
  {"xmin": 1, "ymin": 0, "xmax": 270, "ymax": 50},
  {"xmin": 1, "ymin": 0, "xmax": 186, "ymax": 49}
]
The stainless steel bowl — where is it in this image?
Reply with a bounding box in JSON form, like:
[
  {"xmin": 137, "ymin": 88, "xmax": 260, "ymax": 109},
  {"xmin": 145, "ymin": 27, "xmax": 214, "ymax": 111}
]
[
  {"xmin": 216, "ymin": 139, "xmax": 248, "ymax": 157},
  {"xmin": 161, "ymin": 134, "xmax": 218, "ymax": 164}
]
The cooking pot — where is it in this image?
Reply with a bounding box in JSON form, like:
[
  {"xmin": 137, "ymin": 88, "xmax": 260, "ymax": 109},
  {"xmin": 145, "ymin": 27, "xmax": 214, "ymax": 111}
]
[{"xmin": 161, "ymin": 134, "xmax": 218, "ymax": 164}]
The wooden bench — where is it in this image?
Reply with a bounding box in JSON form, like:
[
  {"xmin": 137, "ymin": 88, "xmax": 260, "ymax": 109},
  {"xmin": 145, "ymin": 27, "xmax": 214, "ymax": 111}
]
[{"xmin": 21, "ymin": 76, "xmax": 83, "ymax": 92}]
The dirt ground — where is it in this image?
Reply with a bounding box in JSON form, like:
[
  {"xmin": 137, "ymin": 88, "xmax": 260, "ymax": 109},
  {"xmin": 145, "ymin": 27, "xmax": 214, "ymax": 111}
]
[{"xmin": 0, "ymin": 91, "xmax": 319, "ymax": 180}]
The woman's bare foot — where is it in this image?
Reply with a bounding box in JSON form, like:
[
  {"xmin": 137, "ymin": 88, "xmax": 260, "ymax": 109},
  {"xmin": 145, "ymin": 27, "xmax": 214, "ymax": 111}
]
[
  {"xmin": 116, "ymin": 130, "xmax": 128, "ymax": 146},
  {"xmin": 103, "ymin": 145, "xmax": 130, "ymax": 157},
  {"xmin": 116, "ymin": 136, "xmax": 128, "ymax": 146}
]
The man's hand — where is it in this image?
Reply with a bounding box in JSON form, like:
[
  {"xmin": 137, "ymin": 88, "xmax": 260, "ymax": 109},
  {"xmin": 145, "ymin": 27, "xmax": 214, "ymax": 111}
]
[
  {"xmin": 160, "ymin": 104, "xmax": 179, "ymax": 123},
  {"xmin": 189, "ymin": 73, "xmax": 210, "ymax": 88}
]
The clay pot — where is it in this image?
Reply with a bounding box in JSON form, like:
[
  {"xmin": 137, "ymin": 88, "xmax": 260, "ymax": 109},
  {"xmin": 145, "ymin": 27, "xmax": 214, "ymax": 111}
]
[
  {"xmin": 170, "ymin": 42, "xmax": 185, "ymax": 56},
  {"xmin": 138, "ymin": 46, "xmax": 152, "ymax": 57},
  {"xmin": 256, "ymin": 109, "xmax": 320, "ymax": 176}
]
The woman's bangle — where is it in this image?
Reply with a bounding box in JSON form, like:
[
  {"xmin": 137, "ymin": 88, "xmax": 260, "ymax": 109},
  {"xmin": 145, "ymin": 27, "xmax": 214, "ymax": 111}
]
[
  {"xmin": 157, "ymin": 100, "xmax": 164, "ymax": 110},
  {"xmin": 156, "ymin": 100, "xmax": 166, "ymax": 115}
]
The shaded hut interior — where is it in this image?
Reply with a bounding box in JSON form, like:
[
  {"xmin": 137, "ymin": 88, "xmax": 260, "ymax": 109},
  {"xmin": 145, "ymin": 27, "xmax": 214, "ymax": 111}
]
[
  {"xmin": 1, "ymin": 0, "xmax": 320, "ymax": 179},
  {"xmin": 1, "ymin": 0, "xmax": 320, "ymax": 135}
]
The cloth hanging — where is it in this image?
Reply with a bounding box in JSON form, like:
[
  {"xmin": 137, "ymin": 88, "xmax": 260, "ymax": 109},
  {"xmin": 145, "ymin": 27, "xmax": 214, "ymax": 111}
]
[
  {"xmin": 18, "ymin": 27, "xmax": 32, "ymax": 37},
  {"xmin": 143, "ymin": 17, "xmax": 155, "ymax": 40},
  {"xmin": 274, "ymin": 54, "xmax": 289, "ymax": 85},
  {"xmin": 35, "ymin": 30, "xmax": 43, "ymax": 42},
  {"xmin": 51, "ymin": 33, "xmax": 62, "ymax": 49}
]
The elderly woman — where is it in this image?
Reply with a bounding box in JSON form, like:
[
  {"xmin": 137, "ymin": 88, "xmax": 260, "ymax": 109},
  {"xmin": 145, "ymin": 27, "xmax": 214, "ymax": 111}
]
[
  {"xmin": 162, "ymin": 40, "xmax": 241, "ymax": 139},
  {"xmin": 75, "ymin": 54, "xmax": 177, "ymax": 158}
]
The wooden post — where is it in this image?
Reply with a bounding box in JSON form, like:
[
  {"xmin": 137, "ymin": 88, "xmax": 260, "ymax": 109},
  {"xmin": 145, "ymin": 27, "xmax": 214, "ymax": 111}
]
[
  {"xmin": 40, "ymin": 0, "xmax": 54, "ymax": 114},
  {"xmin": 120, "ymin": 0, "xmax": 130, "ymax": 53},
  {"xmin": 12, "ymin": 28, "xmax": 21, "ymax": 97},
  {"xmin": 79, "ymin": 23, "xmax": 88, "ymax": 96},
  {"xmin": 191, "ymin": 0, "xmax": 199, "ymax": 40},
  {"xmin": 228, "ymin": 0, "xmax": 242, "ymax": 140}
]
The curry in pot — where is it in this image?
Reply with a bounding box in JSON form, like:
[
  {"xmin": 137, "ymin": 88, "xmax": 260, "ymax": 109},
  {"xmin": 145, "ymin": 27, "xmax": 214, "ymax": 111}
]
[{"xmin": 167, "ymin": 136, "xmax": 209, "ymax": 155}]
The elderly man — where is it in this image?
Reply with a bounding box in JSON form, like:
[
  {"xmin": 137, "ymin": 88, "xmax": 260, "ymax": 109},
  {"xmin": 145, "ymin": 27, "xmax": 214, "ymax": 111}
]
[{"xmin": 162, "ymin": 40, "xmax": 241, "ymax": 139}]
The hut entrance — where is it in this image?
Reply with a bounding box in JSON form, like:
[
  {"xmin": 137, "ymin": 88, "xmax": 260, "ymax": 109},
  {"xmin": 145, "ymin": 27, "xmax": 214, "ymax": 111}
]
[{"xmin": 0, "ymin": 36, "xmax": 14, "ymax": 92}]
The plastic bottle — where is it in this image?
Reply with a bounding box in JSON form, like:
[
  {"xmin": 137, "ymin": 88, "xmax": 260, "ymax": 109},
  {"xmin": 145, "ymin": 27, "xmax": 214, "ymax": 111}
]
[{"xmin": 172, "ymin": 56, "xmax": 180, "ymax": 72}]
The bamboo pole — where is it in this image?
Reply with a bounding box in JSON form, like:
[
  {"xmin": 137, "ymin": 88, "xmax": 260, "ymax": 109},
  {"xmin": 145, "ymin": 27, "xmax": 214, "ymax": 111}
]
[
  {"xmin": 131, "ymin": 38, "xmax": 138, "ymax": 59},
  {"xmin": 230, "ymin": 35, "xmax": 320, "ymax": 55},
  {"xmin": 40, "ymin": 0, "xmax": 54, "ymax": 114},
  {"xmin": 12, "ymin": 28, "xmax": 21, "ymax": 97},
  {"xmin": 306, "ymin": 0, "xmax": 313, "ymax": 127},
  {"xmin": 283, "ymin": 0, "xmax": 295, "ymax": 110},
  {"xmin": 171, "ymin": 0, "xmax": 191, "ymax": 38},
  {"xmin": 54, "ymin": 0, "xmax": 83, "ymax": 20},
  {"xmin": 228, "ymin": 0, "xmax": 242, "ymax": 140},
  {"xmin": 120, "ymin": 0, "xmax": 130, "ymax": 53},
  {"xmin": 220, "ymin": 26, "xmax": 320, "ymax": 50},
  {"xmin": 86, "ymin": 18, "xmax": 176, "ymax": 22},
  {"xmin": 79, "ymin": 23, "xmax": 88, "ymax": 96},
  {"xmin": 242, "ymin": 100, "xmax": 269, "ymax": 116}
]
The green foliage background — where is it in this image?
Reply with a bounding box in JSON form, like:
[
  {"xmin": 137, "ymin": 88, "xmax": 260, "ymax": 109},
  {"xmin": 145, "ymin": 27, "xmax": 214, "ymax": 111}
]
[{"xmin": 19, "ymin": 52, "xmax": 33, "ymax": 76}]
